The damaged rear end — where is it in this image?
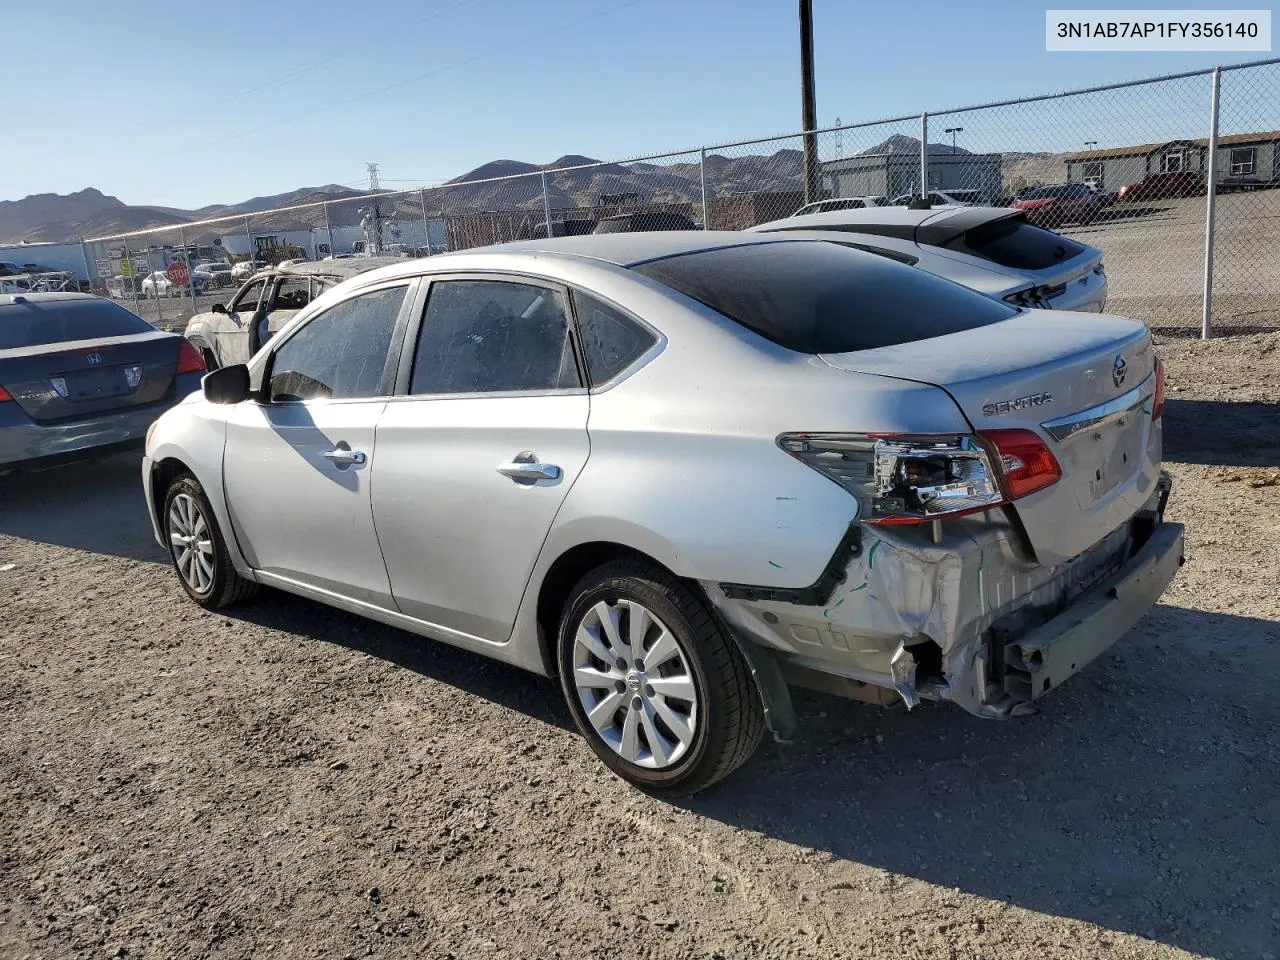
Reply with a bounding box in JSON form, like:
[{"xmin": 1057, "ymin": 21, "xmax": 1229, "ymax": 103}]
[{"xmin": 707, "ymin": 309, "xmax": 1184, "ymax": 719}]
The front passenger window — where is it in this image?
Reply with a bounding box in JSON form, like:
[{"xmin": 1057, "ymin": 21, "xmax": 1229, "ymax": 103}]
[{"xmin": 268, "ymin": 285, "xmax": 407, "ymax": 402}]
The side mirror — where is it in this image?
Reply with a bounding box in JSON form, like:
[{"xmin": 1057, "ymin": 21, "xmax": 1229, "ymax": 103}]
[
  {"xmin": 202, "ymin": 364, "xmax": 250, "ymax": 405},
  {"xmin": 211, "ymin": 303, "xmax": 228, "ymax": 314}
]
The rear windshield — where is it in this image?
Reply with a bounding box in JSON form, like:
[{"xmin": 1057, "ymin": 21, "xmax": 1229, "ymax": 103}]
[
  {"xmin": 0, "ymin": 297, "xmax": 152, "ymax": 349},
  {"xmin": 630, "ymin": 241, "xmax": 1014, "ymax": 354},
  {"xmin": 941, "ymin": 218, "xmax": 1087, "ymax": 271}
]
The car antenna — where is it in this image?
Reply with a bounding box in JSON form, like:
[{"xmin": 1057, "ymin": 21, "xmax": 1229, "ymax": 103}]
[{"xmin": 907, "ymin": 195, "xmax": 932, "ymax": 210}]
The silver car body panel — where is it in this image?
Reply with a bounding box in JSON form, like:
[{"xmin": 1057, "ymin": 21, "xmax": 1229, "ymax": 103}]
[{"xmin": 143, "ymin": 232, "xmax": 1177, "ymax": 715}]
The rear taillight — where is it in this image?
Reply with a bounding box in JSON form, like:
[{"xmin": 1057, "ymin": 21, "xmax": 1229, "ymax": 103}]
[
  {"xmin": 778, "ymin": 433, "xmax": 1007, "ymax": 525},
  {"xmin": 0, "ymin": 385, "xmax": 11, "ymax": 402},
  {"xmin": 979, "ymin": 429, "xmax": 1062, "ymax": 500},
  {"xmin": 1157, "ymin": 358, "xmax": 1167, "ymax": 419},
  {"xmin": 176, "ymin": 338, "xmax": 205, "ymax": 375}
]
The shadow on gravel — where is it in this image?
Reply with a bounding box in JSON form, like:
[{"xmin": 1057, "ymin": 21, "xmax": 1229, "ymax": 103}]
[
  {"xmin": 0, "ymin": 451, "xmax": 162, "ymax": 564},
  {"xmin": 1163, "ymin": 398, "xmax": 1280, "ymax": 466},
  {"xmin": 683, "ymin": 604, "xmax": 1280, "ymax": 957},
  {"xmin": 228, "ymin": 590, "xmax": 573, "ymax": 732}
]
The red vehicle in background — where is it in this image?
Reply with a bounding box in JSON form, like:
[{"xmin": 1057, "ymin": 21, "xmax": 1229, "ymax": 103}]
[
  {"xmin": 1011, "ymin": 183, "xmax": 1101, "ymax": 228},
  {"xmin": 1117, "ymin": 171, "xmax": 1206, "ymax": 202}
]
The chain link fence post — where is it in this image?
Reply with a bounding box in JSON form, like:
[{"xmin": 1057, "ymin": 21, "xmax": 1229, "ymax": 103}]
[
  {"xmin": 541, "ymin": 171, "xmax": 553, "ymax": 239},
  {"xmin": 1202, "ymin": 66, "xmax": 1221, "ymax": 340},
  {"xmin": 122, "ymin": 235, "xmax": 140, "ymax": 315},
  {"xmin": 919, "ymin": 112, "xmax": 928, "ymax": 199},
  {"xmin": 700, "ymin": 147, "xmax": 711, "ymax": 229},
  {"xmin": 243, "ymin": 217, "xmax": 252, "ymax": 267},
  {"xmin": 180, "ymin": 225, "xmax": 197, "ymax": 317},
  {"xmin": 419, "ymin": 189, "xmax": 431, "ymax": 255},
  {"xmin": 323, "ymin": 202, "xmax": 334, "ymax": 259},
  {"xmin": 79, "ymin": 237, "xmax": 93, "ymax": 294}
]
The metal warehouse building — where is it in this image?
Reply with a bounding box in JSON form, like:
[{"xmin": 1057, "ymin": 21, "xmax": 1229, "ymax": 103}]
[
  {"xmin": 821, "ymin": 150, "xmax": 1003, "ymax": 204},
  {"xmin": 1064, "ymin": 131, "xmax": 1280, "ymax": 190}
]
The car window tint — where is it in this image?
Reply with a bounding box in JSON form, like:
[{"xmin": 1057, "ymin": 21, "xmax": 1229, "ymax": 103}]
[
  {"xmin": 631, "ymin": 241, "xmax": 1014, "ymax": 354},
  {"xmin": 942, "ymin": 219, "xmax": 1086, "ymax": 270},
  {"xmin": 0, "ymin": 297, "xmax": 151, "ymax": 349},
  {"xmin": 573, "ymin": 292, "xmax": 657, "ymax": 384},
  {"xmin": 410, "ymin": 279, "xmax": 578, "ymax": 395},
  {"xmin": 231, "ymin": 278, "xmax": 267, "ymax": 313},
  {"xmin": 271, "ymin": 277, "xmax": 310, "ymax": 311},
  {"xmin": 267, "ymin": 285, "xmax": 407, "ymax": 402}
]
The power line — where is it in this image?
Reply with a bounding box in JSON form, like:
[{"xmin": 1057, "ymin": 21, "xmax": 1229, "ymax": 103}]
[
  {"xmin": 186, "ymin": 0, "xmax": 650, "ymax": 152},
  {"xmin": 151, "ymin": 0, "xmax": 490, "ymax": 131}
]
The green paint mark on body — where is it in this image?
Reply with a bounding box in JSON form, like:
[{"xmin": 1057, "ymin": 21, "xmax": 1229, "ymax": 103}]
[
  {"xmin": 867, "ymin": 540, "xmax": 881, "ymax": 569},
  {"xmin": 767, "ymin": 560, "xmax": 785, "ymax": 569},
  {"xmin": 849, "ymin": 582, "xmax": 869, "ymax": 592}
]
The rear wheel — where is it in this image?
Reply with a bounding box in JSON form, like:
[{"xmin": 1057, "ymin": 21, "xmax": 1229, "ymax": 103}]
[
  {"xmin": 557, "ymin": 559, "xmax": 764, "ymax": 796},
  {"xmin": 163, "ymin": 474, "xmax": 258, "ymax": 609}
]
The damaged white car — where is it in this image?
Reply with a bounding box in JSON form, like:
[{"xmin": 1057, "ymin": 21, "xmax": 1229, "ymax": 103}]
[{"xmin": 142, "ymin": 232, "xmax": 1184, "ymax": 795}]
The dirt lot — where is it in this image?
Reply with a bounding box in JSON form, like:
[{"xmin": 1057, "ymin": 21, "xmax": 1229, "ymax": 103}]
[
  {"xmin": 1063, "ymin": 191, "xmax": 1280, "ymax": 332},
  {"xmin": 2, "ymin": 333, "xmax": 1279, "ymax": 960}
]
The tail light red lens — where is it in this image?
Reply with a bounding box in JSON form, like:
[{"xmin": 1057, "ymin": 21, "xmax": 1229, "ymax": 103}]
[
  {"xmin": 980, "ymin": 428, "xmax": 1062, "ymax": 500},
  {"xmin": 176, "ymin": 338, "xmax": 206, "ymax": 375},
  {"xmin": 0, "ymin": 385, "xmax": 11, "ymax": 402},
  {"xmin": 1151, "ymin": 356, "xmax": 1166, "ymax": 421}
]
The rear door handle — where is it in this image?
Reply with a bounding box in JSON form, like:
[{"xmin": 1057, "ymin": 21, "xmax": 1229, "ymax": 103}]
[
  {"xmin": 497, "ymin": 461, "xmax": 561, "ymax": 481},
  {"xmin": 324, "ymin": 448, "xmax": 366, "ymax": 466}
]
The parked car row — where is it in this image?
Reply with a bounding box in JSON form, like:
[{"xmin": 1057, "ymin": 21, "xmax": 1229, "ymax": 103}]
[{"xmin": 4, "ymin": 220, "xmax": 1180, "ymax": 797}]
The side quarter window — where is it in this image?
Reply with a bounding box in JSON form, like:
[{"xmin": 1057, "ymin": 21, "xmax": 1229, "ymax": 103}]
[
  {"xmin": 410, "ymin": 279, "xmax": 579, "ymax": 395},
  {"xmin": 572, "ymin": 292, "xmax": 657, "ymax": 386},
  {"xmin": 267, "ymin": 285, "xmax": 409, "ymax": 402}
]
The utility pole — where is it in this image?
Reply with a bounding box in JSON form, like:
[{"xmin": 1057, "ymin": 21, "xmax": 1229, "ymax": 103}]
[
  {"xmin": 364, "ymin": 162, "xmax": 385, "ymax": 255},
  {"xmin": 945, "ymin": 126, "xmax": 963, "ymax": 154},
  {"xmin": 799, "ymin": 0, "xmax": 819, "ymax": 204}
]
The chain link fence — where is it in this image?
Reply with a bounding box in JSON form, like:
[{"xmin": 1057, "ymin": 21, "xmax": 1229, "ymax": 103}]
[{"xmin": 58, "ymin": 56, "xmax": 1280, "ymax": 336}]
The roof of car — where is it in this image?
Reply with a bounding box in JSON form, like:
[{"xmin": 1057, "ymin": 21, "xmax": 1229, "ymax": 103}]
[
  {"xmin": 0, "ymin": 292, "xmax": 100, "ymax": 307},
  {"xmin": 750, "ymin": 206, "xmax": 1024, "ymax": 245},
  {"xmin": 271, "ymin": 257, "xmax": 406, "ymax": 279},
  {"xmin": 494, "ymin": 230, "xmax": 795, "ymax": 266}
]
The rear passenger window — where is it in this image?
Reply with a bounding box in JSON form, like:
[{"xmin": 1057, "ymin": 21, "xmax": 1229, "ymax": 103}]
[
  {"xmin": 411, "ymin": 280, "xmax": 579, "ymax": 395},
  {"xmin": 267, "ymin": 285, "xmax": 407, "ymax": 402},
  {"xmin": 573, "ymin": 292, "xmax": 657, "ymax": 384}
]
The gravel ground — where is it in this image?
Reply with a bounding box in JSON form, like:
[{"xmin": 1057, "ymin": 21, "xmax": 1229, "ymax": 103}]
[{"xmin": 1, "ymin": 333, "xmax": 1278, "ymax": 960}]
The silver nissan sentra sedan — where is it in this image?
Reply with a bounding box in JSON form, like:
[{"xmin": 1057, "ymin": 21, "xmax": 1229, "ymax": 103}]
[{"xmin": 142, "ymin": 232, "xmax": 1183, "ymax": 795}]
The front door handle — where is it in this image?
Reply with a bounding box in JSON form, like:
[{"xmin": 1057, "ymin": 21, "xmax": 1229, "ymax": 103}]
[
  {"xmin": 324, "ymin": 448, "xmax": 366, "ymax": 466},
  {"xmin": 497, "ymin": 460, "xmax": 561, "ymax": 481}
]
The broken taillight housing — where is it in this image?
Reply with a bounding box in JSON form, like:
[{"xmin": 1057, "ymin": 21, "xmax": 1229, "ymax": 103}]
[
  {"xmin": 779, "ymin": 430, "xmax": 1062, "ymax": 525},
  {"xmin": 778, "ymin": 433, "xmax": 1007, "ymax": 525}
]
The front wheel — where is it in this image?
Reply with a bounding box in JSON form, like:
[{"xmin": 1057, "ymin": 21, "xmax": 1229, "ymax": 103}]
[
  {"xmin": 163, "ymin": 474, "xmax": 259, "ymax": 609},
  {"xmin": 557, "ymin": 559, "xmax": 764, "ymax": 796}
]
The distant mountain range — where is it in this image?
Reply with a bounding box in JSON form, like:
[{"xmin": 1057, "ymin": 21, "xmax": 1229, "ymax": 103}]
[{"xmin": 0, "ymin": 139, "xmax": 1069, "ymax": 244}]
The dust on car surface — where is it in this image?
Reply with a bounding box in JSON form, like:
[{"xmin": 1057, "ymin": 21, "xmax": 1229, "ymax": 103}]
[{"xmin": 1, "ymin": 333, "xmax": 1278, "ymax": 959}]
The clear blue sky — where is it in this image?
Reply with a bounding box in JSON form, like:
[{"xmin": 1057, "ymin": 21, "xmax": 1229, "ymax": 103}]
[{"xmin": 4, "ymin": 0, "xmax": 1273, "ymax": 208}]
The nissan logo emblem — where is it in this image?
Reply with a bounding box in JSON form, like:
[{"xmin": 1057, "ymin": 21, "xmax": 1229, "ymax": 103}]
[{"xmin": 1112, "ymin": 355, "xmax": 1127, "ymax": 388}]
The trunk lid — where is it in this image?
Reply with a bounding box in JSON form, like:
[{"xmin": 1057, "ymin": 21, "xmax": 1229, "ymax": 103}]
[
  {"xmin": 0, "ymin": 330, "xmax": 180, "ymax": 422},
  {"xmin": 821, "ymin": 311, "xmax": 1161, "ymax": 565}
]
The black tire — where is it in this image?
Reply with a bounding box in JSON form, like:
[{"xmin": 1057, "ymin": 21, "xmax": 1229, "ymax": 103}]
[
  {"xmin": 556, "ymin": 559, "xmax": 764, "ymax": 796},
  {"xmin": 162, "ymin": 474, "xmax": 259, "ymax": 609}
]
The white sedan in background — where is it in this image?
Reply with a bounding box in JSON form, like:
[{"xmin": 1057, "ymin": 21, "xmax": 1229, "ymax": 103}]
[{"xmin": 749, "ymin": 205, "xmax": 1108, "ymax": 313}]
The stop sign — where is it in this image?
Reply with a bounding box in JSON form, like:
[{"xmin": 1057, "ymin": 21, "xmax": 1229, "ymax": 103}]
[{"xmin": 166, "ymin": 260, "xmax": 190, "ymax": 286}]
